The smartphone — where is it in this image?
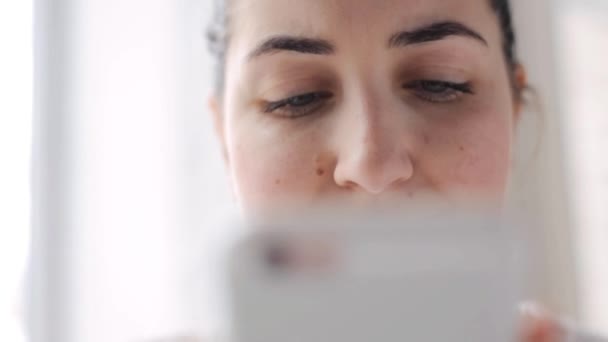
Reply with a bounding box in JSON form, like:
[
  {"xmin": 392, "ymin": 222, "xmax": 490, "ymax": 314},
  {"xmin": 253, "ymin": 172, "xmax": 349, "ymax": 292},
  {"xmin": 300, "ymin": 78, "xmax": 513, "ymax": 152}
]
[{"xmin": 226, "ymin": 208, "xmax": 527, "ymax": 342}]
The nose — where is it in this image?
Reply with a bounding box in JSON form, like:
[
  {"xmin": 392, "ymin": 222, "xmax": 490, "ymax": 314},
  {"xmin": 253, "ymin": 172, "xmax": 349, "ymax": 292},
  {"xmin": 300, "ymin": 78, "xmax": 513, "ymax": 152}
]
[{"xmin": 333, "ymin": 104, "xmax": 415, "ymax": 195}]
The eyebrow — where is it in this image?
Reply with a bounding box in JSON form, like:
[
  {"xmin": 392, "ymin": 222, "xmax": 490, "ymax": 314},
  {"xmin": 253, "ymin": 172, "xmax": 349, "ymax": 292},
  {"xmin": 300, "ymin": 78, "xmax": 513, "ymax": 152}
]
[
  {"xmin": 389, "ymin": 21, "xmax": 488, "ymax": 48},
  {"xmin": 248, "ymin": 36, "xmax": 335, "ymax": 60},
  {"xmin": 247, "ymin": 21, "xmax": 487, "ymax": 61}
]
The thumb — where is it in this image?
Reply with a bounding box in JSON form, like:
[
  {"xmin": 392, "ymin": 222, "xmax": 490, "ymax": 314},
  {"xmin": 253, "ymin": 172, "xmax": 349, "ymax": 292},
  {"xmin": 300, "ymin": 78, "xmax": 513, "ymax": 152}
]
[{"xmin": 520, "ymin": 303, "xmax": 562, "ymax": 342}]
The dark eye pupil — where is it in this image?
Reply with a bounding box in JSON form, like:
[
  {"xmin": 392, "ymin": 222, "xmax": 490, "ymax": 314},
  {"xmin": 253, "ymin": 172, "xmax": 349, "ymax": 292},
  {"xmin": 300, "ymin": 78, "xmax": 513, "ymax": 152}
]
[
  {"xmin": 288, "ymin": 93, "xmax": 317, "ymax": 107},
  {"xmin": 420, "ymin": 81, "xmax": 449, "ymax": 93}
]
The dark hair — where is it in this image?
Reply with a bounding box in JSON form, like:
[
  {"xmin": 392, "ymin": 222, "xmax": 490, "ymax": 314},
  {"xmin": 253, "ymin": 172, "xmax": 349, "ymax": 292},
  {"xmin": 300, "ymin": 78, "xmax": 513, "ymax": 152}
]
[
  {"xmin": 207, "ymin": 0, "xmax": 519, "ymax": 95},
  {"xmin": 490, "ymin": 0, "xmax": 518, "ymax": 70}
]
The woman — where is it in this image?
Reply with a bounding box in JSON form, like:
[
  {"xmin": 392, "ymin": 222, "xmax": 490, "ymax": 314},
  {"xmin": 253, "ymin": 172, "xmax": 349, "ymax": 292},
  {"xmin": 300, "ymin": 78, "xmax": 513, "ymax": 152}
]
[
  {"xmin": 199, "ymin": 0, "xmax": 602, "ymax": 341},
  {"xmin": 208, "ymin": 0, "xmax": 526, "ymax": 214}
]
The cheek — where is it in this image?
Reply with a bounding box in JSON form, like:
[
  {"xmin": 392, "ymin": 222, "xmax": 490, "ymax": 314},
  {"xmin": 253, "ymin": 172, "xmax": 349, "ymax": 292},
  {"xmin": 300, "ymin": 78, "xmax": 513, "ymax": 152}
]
[
  {"xmin": 427, "ymin": 108, "xmax": 514, "ymax": 198},
  {"xmin": 226, "ymin": 116, "xmax": 332, "ymax": 213},
  {"xmin": 451, "ymin": 136, "xmax": 512, "ymax": 194}
]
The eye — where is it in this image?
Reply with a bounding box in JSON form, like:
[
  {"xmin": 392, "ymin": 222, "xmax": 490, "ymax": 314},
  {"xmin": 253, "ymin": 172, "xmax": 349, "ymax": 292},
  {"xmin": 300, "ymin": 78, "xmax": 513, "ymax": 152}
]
[
  {"xmin": 405, "ymin": 80, "xmax": 474, "ymax": 103},
  {"xmin": 264, "ymin": 91, "xmax": 333, "ymax": 118}
]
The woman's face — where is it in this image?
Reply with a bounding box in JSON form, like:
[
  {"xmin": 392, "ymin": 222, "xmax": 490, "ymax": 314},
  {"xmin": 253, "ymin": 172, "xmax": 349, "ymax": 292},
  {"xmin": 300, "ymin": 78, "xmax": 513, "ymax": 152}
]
[{"xmin": 213, "ymin": 0, "xmax": 523, "ymax": 215}]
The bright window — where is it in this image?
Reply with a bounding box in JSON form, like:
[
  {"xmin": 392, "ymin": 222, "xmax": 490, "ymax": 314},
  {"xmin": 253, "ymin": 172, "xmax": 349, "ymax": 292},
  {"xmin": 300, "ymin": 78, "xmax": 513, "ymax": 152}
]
[
  {"xmin": 558, "ymin": 0, "xmax": 608, "ymax": 334},
  {"xmin": 0, "ymin": 1, "xmax": 32, "ymax": 341}
]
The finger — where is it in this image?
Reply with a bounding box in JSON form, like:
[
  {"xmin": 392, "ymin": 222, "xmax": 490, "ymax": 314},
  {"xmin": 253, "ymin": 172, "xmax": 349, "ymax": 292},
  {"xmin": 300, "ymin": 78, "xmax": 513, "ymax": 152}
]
[{"xmin": 521, "ymin": 314, "xmax": 563, "ymax": 342}]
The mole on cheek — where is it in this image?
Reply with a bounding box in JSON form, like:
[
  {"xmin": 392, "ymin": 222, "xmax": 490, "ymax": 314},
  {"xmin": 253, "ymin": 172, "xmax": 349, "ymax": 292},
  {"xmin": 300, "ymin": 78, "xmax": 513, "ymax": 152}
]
[
  {"xmin": 313, "ymin": 152, "xmax": 331, "ymax": 177},
  {"xmin": 275, "ymin": 178, "xmax": 282, "ymax": 185},
  {"xmin": 459, "ymin": 145, "xmax": 465, "ymax": 152}
]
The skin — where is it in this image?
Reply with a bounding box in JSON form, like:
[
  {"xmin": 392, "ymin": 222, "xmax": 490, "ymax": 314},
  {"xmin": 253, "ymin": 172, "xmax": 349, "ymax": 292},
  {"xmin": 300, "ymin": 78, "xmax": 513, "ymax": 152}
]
[
  {"xmin": 209, "ymin": 0, "xmax": 563, "ymax": 341},
  {"xmin": 213, "ymin": 0, "xmax": 525, "ymax": 216}
]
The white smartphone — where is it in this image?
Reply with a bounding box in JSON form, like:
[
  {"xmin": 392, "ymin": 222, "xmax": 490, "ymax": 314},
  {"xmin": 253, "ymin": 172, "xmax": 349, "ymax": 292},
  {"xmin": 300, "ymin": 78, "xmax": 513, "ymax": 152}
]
[{"xmin": 226, "ymin": 208, "xmax": 528, "ymax": 342}]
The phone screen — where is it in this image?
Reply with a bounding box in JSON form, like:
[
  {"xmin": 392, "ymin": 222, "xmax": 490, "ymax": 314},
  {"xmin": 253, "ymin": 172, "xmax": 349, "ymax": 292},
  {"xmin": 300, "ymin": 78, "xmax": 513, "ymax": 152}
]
[{"xmin": 227, "ymin": 210, "xmax": 525, "ymax": 342}]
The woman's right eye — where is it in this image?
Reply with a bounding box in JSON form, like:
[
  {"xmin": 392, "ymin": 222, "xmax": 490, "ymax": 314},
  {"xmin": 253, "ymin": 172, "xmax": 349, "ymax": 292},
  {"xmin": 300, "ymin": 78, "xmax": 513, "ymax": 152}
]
[{"xmin": 263, "ymin": 91, "xmax": 333, "ymax": 118}]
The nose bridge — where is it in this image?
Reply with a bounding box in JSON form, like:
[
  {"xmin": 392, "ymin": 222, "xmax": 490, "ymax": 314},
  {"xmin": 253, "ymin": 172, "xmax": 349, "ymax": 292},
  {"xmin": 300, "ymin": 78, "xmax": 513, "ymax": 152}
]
[
  {"xmin": 348, "ymin": 66, "xmax": 393, "ymax": 144},
  {"xmin": 359, "ymin": 97, "xmax": 396, "ymax": 160},
  {"xmin": 333, "ymin": 77, "xmax": 415, "ymax": 194}
]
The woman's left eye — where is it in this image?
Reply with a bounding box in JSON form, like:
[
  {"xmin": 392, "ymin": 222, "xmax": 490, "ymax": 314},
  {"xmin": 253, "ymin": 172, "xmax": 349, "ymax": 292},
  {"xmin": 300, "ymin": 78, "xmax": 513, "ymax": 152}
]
[
  {"xmin": 404, "ymin": 80, "xmax": 474, "ymax": 103},
  {"xmin": 263, "ymin": 91, "xmax": 333, "ymax": 118}
]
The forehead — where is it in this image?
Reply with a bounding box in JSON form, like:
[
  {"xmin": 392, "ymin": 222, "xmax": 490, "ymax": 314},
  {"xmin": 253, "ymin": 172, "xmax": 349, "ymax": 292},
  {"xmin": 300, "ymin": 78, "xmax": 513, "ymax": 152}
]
[{"xmin": 228, "ymin": 0, "xmax": 501, "ymax": 54}]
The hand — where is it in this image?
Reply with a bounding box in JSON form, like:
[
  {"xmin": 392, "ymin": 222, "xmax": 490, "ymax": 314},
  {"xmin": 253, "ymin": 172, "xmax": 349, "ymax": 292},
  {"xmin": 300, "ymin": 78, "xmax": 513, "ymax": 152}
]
[{"xmin": 520, "ymin": 306, "xmax": 563, "ymax": 342}]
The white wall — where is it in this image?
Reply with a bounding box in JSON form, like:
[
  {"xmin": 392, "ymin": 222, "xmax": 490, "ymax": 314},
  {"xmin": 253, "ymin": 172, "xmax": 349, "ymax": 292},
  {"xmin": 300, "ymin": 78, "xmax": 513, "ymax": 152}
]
[
  {"xmin": 32, "ymin": 0, "xmax": 193, "ymax": 340},
  {"xmin": 511, "ymin": 0, "xmax": 608, "ymax": 334},
  {"xmin": 509, "ymin": 0, "xmax": 579, "ymax": 319},
  {"xmin": 556, "ymin": 0, "xmax": 608, "ymax": 334}
]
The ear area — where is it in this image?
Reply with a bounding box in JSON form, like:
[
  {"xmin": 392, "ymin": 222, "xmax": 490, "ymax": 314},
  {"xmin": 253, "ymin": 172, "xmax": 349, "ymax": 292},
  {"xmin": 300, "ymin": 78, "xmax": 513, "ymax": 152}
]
[{"xmin": 513, "ymin": 63, "xmax": 528, "ymax": 123}]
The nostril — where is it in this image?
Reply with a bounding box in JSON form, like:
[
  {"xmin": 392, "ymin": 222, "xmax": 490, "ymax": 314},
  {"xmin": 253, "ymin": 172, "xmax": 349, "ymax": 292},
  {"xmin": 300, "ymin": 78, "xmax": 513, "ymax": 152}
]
[
  {"xmin": 338, "ymin": 180, "xmax": 359, "ymax": 191},
  {"xmin": 345, "ymin": 181, "xmax": 357, "ymax": 190},
  {"xmin": 333, "ymin": 153, "xmax": 415, "ymax": 194}
]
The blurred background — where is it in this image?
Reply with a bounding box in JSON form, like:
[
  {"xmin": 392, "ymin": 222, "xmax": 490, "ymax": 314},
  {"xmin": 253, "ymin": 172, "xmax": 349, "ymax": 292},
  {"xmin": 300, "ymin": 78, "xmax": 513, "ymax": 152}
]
[{"xmin": 0, "ymin": 0, "xmax": 607, "ymax": 341}]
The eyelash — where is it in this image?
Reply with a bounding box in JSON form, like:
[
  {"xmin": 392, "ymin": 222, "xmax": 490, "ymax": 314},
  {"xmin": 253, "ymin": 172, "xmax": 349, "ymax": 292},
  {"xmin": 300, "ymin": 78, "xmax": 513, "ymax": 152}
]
[
  {"xmin": 263, "ymin": 80, "xmax": 474, "ymax": 118},
  {"xmin": 404, "ymin": 80, "xmax": 474, "ymax": 103},
  {"xmin": 264, "ymin": 91, "xmax": 333, "ymax": 118}
]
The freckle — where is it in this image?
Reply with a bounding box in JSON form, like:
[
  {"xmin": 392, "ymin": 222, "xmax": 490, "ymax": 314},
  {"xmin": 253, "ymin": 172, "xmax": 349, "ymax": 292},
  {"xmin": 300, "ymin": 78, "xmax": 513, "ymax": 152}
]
[
  {"xmin": 316, "ymin": 168, "xmax": 325, "ymax": 176},
  {"xmin": 459, "ymin": 145, "xmax": 465, "ymax": 152},
  {"xmin": 275, "ymin": 179, "xmax": 281, "ymax": 185},
  {"xmin": 423, "ymin": 134, "xmax": 431, "ymax": 145}
]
